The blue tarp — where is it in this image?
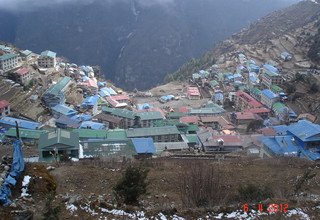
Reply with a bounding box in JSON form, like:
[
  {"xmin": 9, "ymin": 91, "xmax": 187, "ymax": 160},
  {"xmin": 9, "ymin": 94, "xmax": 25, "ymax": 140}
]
[
  {"xmin": 0, "ymin": 139, "xmax": 25, "ymax": 206},
  {"xmin": 0, "ymin": 117, "xmax": 40, "ymax": 130},
  {"xmin": 71, "ymin": 114, "xmax": 92, "ymax": 122},
  {"xmin": 82, "ymin": 95, "xmax": 99, "ymax": 107},
  {"xmin": 161, "ymin": 95, "xmax": 174, "ymax": 102}
]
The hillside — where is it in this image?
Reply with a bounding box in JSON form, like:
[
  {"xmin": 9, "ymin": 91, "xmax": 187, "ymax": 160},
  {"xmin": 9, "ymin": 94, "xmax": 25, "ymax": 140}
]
[
  {"xmin": 0, "ymin": 0, "xmax": 297, "ymax": 90},
  {"xmin": 167, "ymin": 0, "xmax": 320, "ymax": 81}
]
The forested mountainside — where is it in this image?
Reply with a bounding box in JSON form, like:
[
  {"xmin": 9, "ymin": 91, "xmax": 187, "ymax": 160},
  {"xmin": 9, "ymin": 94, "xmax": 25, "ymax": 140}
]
[{"xmin": 0, "ymin": 0, "xmax": 296, "ymax": 90}]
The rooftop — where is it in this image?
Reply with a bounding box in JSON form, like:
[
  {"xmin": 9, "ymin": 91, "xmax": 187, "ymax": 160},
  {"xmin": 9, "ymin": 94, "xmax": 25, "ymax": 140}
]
[
  {"xmin": 236, "ymin": 91, "xmax": 263, "ymax": 108},
  {"xmin": 40, "ymin": 50, "xmax": 56, "ymax": 59},
  {"xmin": 131, "ymin": 138, "xmax": 156, "ymax": 154},
  {"xmin": 44, "ymin": 77, "xmax": 71, "ymax": 96},
  {"xmin": 180, "ymin": 116, "xmax": 199, "ymax": 124},
  {"xmin": 75, "ymin": 129, "xmax": 108, "ymax": 139},
  {"xmin": 5, "ymin": 128, "xmax": 46, "ymax": 139},
  {"xmin": 51, "ymin": 104, "xmax": 77, "ymax": 116},
  {"xmin": 82, "ymin": 95, "xmax": 99, "ymax": 107},
  {"xmin": 39, "ymin": 129, "xmax": 79, "ymax": 150},
  {"xmin": 0, "ymin": 53, "xmax": 18, "ymax": 61},
  {"xmin": 189, "ymin": 105, "xmax": 225, "ymax": 115},
  {"xmin": 126, "ymin": 126, "xmax": 180, "ymax": 138},
  {"xmin": 261, "ymin": 89, "xmax": 278, "ymax": 99},
  {"xmin": 0, "ymin": 116, "xmax": 40, "ymax": 130},
  {"xmin": 287, "ymin": 120, "xmax": 320, "ymax": 142},
  {"xmin": 15, "ymin": 67, "xmax": 29, "ymax": 76},
  {"xmin": 107, "ymin": 129, "xmax": 127, "ymax": 139},
  {"xmin": 0, "ymin": 100, "xmax": 9, "ymax": 109}
]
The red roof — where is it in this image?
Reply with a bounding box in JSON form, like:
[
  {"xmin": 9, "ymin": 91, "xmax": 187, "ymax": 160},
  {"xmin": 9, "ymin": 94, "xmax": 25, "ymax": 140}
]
[
  {"xmin": 180, "ymin": 116, "xmax": 199, "ymax": 124},
  {"xmin": 0, "ymin": 100, "xmax": 9, "ymax": 109},
  {"xmin": 106, "ymin": 97, "xmax": 127, "ymax": 108},
  {"xmin": 178, "ymin": 106, "xmax": 190, "ymax": 113},
  {"xmin": 15, "ymin": 67, "xmax": 29, "ymax": 76},
  {"xmin": 111, "ymin": 94, "xmax": 129, "ymax": 101},
  {"xmin": 236, "ymin": 91, "xmax": 263, "ymax": 108},
  {"xmin": 246, "ymin": 107, "xmax": 270, "ymax": 114},
  {"xmin": 187, "ymin": 87, "xmax": 200, "ymax": 96},
  {"xmin": 258, "ymin": 127, "xmax": 276, "ymax": 136},
  {"xmin": 235, "ymin": 112, "xmax": 256, "ymax": 120}
]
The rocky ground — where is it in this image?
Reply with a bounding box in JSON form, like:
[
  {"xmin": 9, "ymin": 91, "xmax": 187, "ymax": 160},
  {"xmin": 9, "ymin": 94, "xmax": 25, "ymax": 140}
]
[{"xmin": 1, "ymin": 157, "xmax": 320, "ymax": 219}]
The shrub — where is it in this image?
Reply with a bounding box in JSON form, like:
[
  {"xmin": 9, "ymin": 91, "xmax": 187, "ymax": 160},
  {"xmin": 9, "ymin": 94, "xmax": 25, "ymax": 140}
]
[
  {"xmin": 42, "ymin": 194, "xmax": 60, "ymax": 220},
  {"xmin": 237, "ymin": 183, "xmax": 273, "ymax": 203},
  {"xmin": 114, "ymin": 165, "xmax": 149, "ymax": 205}
]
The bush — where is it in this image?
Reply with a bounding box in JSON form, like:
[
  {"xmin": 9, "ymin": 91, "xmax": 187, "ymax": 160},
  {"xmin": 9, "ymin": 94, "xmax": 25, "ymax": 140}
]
[
  {"xmin": 42, "ymin": 193, "xmax": 60, "ymax": 220},
  {"xmin": 114, "ymin": 165, "xmax": 149, "ymax": 205},
  {"xmin": 237, "ymin": 183, "xmax": 273, "ymax": 203}
]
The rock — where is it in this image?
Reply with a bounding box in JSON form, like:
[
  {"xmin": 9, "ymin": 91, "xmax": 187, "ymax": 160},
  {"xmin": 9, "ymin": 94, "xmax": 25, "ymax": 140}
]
[
  {"xmin": 46, "ymin": 166, "xmax": 55, "ymax": 171},
  {"xmin": 69, "ymin": 195, "xmax": 81, "ymax": 205},
  {"xmin": 9, "ymin": 203, "xmax": 17, "ymax": 208},
  {"xmin": 0, "ymin": 172, "xmax": 7, "ymax": 179},
  {"xmin": 4, "ymin": 166, "xmax": 10, "ymax": 171}
]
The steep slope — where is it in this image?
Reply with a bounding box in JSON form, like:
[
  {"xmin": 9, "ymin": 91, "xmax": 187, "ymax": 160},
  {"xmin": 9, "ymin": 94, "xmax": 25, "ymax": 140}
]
[
  {"xmin": 0, "ymin": 0, "xmax": 297, "ymax": 90},
  {"xmin": 167, "ymin": 0, "xmax": 320, "ymax": 81}
]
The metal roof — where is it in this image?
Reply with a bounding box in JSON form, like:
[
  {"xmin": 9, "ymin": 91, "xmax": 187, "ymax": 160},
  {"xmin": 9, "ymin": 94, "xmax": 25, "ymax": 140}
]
[
  {"xmin": 75, "ymin": 129, "xmax": 107, "ymax": 139},
  {"xmin": 107, "ymin": 129, "xmax": 127, "ymax": 139},
  {"xmin": 0, "ymin": 117, "xmax": 40, "ymax": 130},
  {"xmin": 38, "ymin": 129, "xmax": 79, "ymax": 150},
  {"xmin": 80, "ymin": 121, "xmax": 106, "ymax": 130},
  {"xmin": 138, "ymin": 111, "xmax": 164, "ymax": 121},
  {"xmin": 40, "ymin": 50, "xmax": 56, "ymax": 58},
  {"xmin": 81, "ymin": 95, "xmax": 99, "ymax": 107},
  {"xmin": 261, "ymin": 89, "xmax": 277, "ymax": 99},
  {"xmin": 131, "ymin": 138, "xmax": 156, "ymax": 154},
  {"xmin": 287, "ymin": 120, "xmax": 320, "ymax": 142},
  {"xmin": 5, "ymin": 128, "xmax": 46, "ymax": 139},
  {"xmin": 126, "ymin": 126, "xmax": 180, "ymax": 138},
  {"xmin": 44, "ymin": 77, "xmax": 71, "ymax": 96},
  {"xmin": 0, "ymin": 53, "xmax": 18, "ymax": 61},
  {"xmin": 51, "ymin": 104, "xmax": 77, "ymax": 116},
  {"xmin": 189, "ymin": 106, "xmax": 225, "ymax": 115}
]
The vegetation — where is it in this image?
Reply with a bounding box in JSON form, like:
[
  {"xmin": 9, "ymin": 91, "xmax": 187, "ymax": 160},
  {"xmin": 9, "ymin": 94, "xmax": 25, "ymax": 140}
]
[
  {"xmin": 42, "ymin": 194, "xmax": 61, "ymax": 220},
  {"xmin": 114, "ymin": 165, "xmax": 149, "ymax": 205},
  {"xmin": 246, "ymin": 120, "xmax": 264, "ymax": 132},
  {"xmin": 237, "ymin": 183, "xmax": 273, "ymax": 202},
  {"xmin": 307, "ymin": 23, "xmax": 320, "ymax": 63},
  {"xmin": 165, "ymin": 52, "xmax": 216, "ymax": 82}
]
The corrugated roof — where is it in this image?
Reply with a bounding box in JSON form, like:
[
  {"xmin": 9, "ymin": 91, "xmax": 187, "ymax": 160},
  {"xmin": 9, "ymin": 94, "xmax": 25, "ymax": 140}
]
[
  {"xmin": 75, "ymin": 129, "xmax": 107, "ymax": 139},
  {"xmin": 80, "ymin": 121, "xmax": 106, "ymax": 130},
  {"xmin": 185, "ymin": 134, "xmax": 199, "ymax": 144},
  {"xmin": 263, "ymin": 64, "xmax": 279, "ymax": 75},
  {"xmin": 287, "ymin": 120, "xmax": 320, "ymax": 142},
  {"xmin": 180, "ymin": 116, "xmax": 199, "ymax": 124},
  {"xmin": 261, "ymin": 89, "xmax": 277, "ymax": 99},
  {"xmin": 236, "ymin": 91, "xmax": 263, "ymax": 108},
  {"xmin": 5, "ymin": 128, "xmax": 46, "ymax": 139},
  {"xmin": 103, "ymin": 107, "xmax": 136, "ymax": 119},
  {"xmin": 44, "ymin": 77, "xmax": 71, "ymax": 96},
  {"xmin": 0, "ymin": 116, "xmax": 40, "ymax": 130},
  {"xmin": 82, "ymin": 95, "xmax": 99, "ymax": 107},
  {"xmin": 189, "ymin": 106, "xmax": 225, "ymax": 115},
  {"xmin": 0, "ymin": 53, "xmax": 18, "ymax": 61},
  {"xmin": 131, "ymin": 138, "xmax": 156, "ymax": 154},
  {"xmin": 138, "ymin": 111, "xmax": 164, "ymax": 121},
  {"xmin": 38, "ymin": 129, "xmax": 79, "ymax": 150},
  {"xmin": 15, "ymin": 67, "xmax": 29, "ymax": 76},
  {"xmin": 40, "ymin": 50, "xmax": 56, "ymax": 58},
  {"xmin": 107, "ymin": 129, "xmax": 127, "ymax": 139},
  {"xmin": 126, "ymin": 126, "xmax": 180, "ymax": 138},
  {"xmin": 51, "ymin": 104, "xmax": 77, "ymax": 116}
]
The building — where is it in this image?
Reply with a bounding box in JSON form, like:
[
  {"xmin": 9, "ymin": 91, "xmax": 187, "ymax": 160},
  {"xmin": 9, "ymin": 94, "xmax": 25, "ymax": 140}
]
[
  {"xmin": 245, "ymin": 107, "xmax": 270, "ymax": 119},
  {"xmin": 0, "ymin": 53, "xmax": 19, "ymax": 72},
  {"xmin": 261, "ymin": 64, "xmax": 283, "ymax": 88},
  {"xmin": 38, "ymin": 129, "xmax": 79, "ymax": 162},
  {"xmin": 0, "ymin": 116, "xmax": 40, "ymax": 129},
  {"xmin": 42, "ymin": 77, "xmax": 71, "ymax": 107},
  {"xmin": 233, "ymin": 112, "xmax": 262, "ymax": 125},
  {"xmin": 235, "ymin": 91, "xmax": 263, "ymax": 111},
  {"xmin": 79, "ymin": 121, "xmax": 106, "ymax": 130},
  {"xmin": 81, "ymin": 95, "xmax": 99, "ymax": 115},
  {"xmin": 138, "ymin": 111, "xmax": 165, "ymax": 127},
  {"xmin": 261, "ymin": 89, "xmax": 279, "ymax": 109},
  {"xmin": 111, "ymin": 94, "xmax": 130, "ymax": 103},
  {"xmin": 55, "ymin": 116, "xmax": 81, "ymax": 129},
  {"xmin": 200, "ymin": 116, "xmax": 234, "ymax": 130},
  {"xmin": 20, "ymin": 50, "xmax": 32, "ymax": 61},
  {"xmin": 131, "ymin": 138, "xmax": 156, "ymax": 158},
  {"xmin": 126, "ymin": 126, "xmax": 181, "ymax": 142},
  {"xmin": 38, "ymin": 50, "xmax": 56, "ymax": 68},
  {"xmin": 51, "ymin": 104, "xmax": 78, "ymax": 119},
  {"xmin": 187, "ymin": 87, "xmax": 201, "ymax": 100},
  {"xmin": 189, "ymin": 105, "xmax": 225, "ymax": 117},
  {"xmin": 0, "ymin": 100, "xmax": 10, "ymax": 117},
  {"xmin": 13, "ymin": 67, "xmax": 34, "ymax": 85},
  {"xmin": 93, "ymin": 112, "xmax": 124, "ymax": 129},
  {"xmin": 180, "ymin": 116, "xmax": 199, "ymax": 124},
  {"xmin": 213, "ymin": 91, "xmax": 224, "ymax": 105},
  {"xmin": 281, "ymin": 52, "xmax": 292, "ymax": 61},
  {"xmin": 103, "ymin": 107, "xmax": 135, "ymax": 128},
  {"xmin": 5, "ymin": 128, "xmax": 46, "ymax": 144},
  {"xmin": 197, "ymin": 128, "xmax": 243, "ymax": 153}
]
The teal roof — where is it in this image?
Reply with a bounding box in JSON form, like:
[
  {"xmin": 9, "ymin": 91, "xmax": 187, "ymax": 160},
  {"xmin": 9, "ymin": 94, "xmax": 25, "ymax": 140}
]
[
  {"xmin": 250, "ymin": 87, "xmax": 262, "ymax": 96},
  {"xmin": 80, "ymin": 139, "xmax": 136, "ymax": 158},
  {"xmin": 38, "ymin": 129, "xmax": 79, "ymax": 150},
  {"xmin": 44, "ymin": 77, "xmax": 71, "ymax": 96},
  {"xmin": 126, "ymin": 126, "xmax": 180, "ymax": 138},
  {"xmin": 75, "ymin": 129, "xmax": 108, "ymax": 139},
  {"xmin": 271, "ymin": 85, "xmax": 284, "ymax": 93},
  {"xmin": 5, "ymin": 128, "xmax": 46, "ymax": 139},
  {"xmin": 21, "ymin": 50, "xmax": 32, "ymax": 56},
  {"xmin": 186, "ymin": 134, "xmax": 199, "ymax": 144},
  {"xmin": 107, "ymin": 129, "xmax": 127, "ymax": 139},
  {"xmin": 0, "ymin": 53, "xmax": 18, "ymax": 61},
  {"xmin": 190, "ymin": 106, "xmax": 225, "ymax": 115},
  {"xmin": 209, "ymin": 80, "xmax": 219, "ymax": 87},
  {"xmin": 40, "ymin": 50, "xmax": 56, "ymax": 58},
  {"xmin": 167, "ymin": 112, "xmax": 185, "ymax": 119},
  {"xmin": 272, "ymin": 102, "xmax": 286, "ymax": 113},
  {"xmin": 138, "ymin": 111, "xmax": 164, "ymax": 120}
]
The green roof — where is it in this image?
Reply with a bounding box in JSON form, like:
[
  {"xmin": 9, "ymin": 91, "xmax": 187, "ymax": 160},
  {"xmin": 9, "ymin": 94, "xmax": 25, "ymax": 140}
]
[
  {"xmin": 186, "ymin": 124, "xmax": 200, "ymax": 132},
  {"xmin": 44, "ymin": 77, "xmax": 71, "ymax": 96},
  {"xmin": 102, "ymin": 107, "xmax": 135, "ymax": 119},
  {"xmin": 40, "ymin": 50, "xmax": 56, "ymax": 58},
  {"xmin": 209, "ymin": 80, "xmax": 219, "ymax": 87},
  {"xmin": 5, "ymin": 128, "xmax": 46, "ymax": 139},
  {"xmin": 190, "ymin": 105, "xmax": 225, "ymax": 115},
  {"xmin": 21, "ymin": 50, "xmax": 32, "ymax": 56},
  {"xmin": 272, "ymin": 102, "xmax": 286, "ymax": 113},
  {"xmin": 153, "ymin": 119, "xmax": 180, "ymax": 127},
  {"xmin": 80, "ymin": 139, "xmax": 136, "ymax": 158},
  {"xmin": 250, "ymin": 87, "xmax": 262, "ymax": 96},
  {"xmin": 271, "ymin": 85, "xmax": 284, "ymax": 93},
  {"xmin": 38, "ymin": 129, "xmax": 79, "ymax": 150},
  {"xmin": 0, "ymin": 53, "xmax": 18, "ymax": 61},
  {"xmin": 106, "ymin": 129, "xmax": 127, "ymax": 139},
  {"xmin": 126, "ymin": 126, "xmax": 180, "ymax": 138},
  {"xmin": 138, "ymin": 111, "xmax": 164, "ymax": 120},
  {"xmin": 186, "ymin": 134, "xmax": 199, "ymax": 144},
  {"xmin": 167, "ymin": 112, "xmax": 184, "ymax": 119},
  {"xmin": 75, "ymin": 129, "xmax": 108, "ymax": 139}
]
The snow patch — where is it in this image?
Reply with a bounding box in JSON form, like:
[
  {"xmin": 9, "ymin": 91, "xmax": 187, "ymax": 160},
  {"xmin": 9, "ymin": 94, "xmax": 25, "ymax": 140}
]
[
  {"xmin": 20, "ymin": 175, "xmax": 31, "ymax": 197},
  {"xmin": 66, "ymin": 204, "xmax": 78, "ymax": 213}
]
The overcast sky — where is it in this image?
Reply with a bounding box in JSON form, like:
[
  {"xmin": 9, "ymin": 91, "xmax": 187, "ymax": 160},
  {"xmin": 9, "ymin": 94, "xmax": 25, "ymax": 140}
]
[{"xmin": 0, "ymin": 0, "xmax": 301, "ymax": 12}]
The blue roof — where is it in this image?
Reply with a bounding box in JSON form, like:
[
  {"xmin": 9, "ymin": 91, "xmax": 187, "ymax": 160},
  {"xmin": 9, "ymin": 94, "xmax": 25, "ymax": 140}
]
[
  {"xmin": 263, "ymin": 64, "xmax": 279, "ymax": 74},
  {"xmin": 215, "ymin": 93, "xmax": 224, "ymax": 101},
  {"xmin": 261, "ymin": 135, "xmax": 299, "ymax": 156},
  {"xmin": 82, "ymin": 95, "xmax": 99, "ymax": 107},
  {"xmin": 262, "ymin": 89, "xmax": 277, "ymax": 99},
  {"xmin": 80, "ymin": 121, "xmax": 106, "ymax": 130},
  {"xmin": 71, "ymin": 114, "xmax": 92, "ymax": 121},
  {"xmin": 51, "ymin": 104, "xmax": 78, "ymax": 116},
  {"xmin": 55, "ymin": 116, "xmax": 80, "ymax": 128},
  {"xmin": 161, "ymin": 95, "xmax": 174, "ymax": 101},
  {"xmin": 287, "ymin": 120, "xmax": 320, "ymax": 142},
  {"xmin": 272, "ymin": 125, "xmax": 288, "ymax": 135},
  {"xmin": 0, "ymin": 117, "xmax": 40, "ymax": 130},
  {"xmin": 131, "ymin": 138, "xmax": 156, "ymax": 154},
  {"xmin": 103, "ymin": 87, "xmax": 117, "ymax": 95}
]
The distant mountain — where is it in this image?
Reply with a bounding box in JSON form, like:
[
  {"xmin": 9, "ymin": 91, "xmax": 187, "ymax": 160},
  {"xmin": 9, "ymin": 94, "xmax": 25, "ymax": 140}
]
[{"xmin": 0, "ymin": 0, "xmax": 297, "ymax": 90}]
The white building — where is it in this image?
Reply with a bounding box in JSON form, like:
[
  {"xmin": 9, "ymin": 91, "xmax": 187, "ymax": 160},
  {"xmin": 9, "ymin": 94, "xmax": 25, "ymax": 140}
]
[
  {"xmin": 0, "ymin": 53, "xmax": 19, "ymax": 72},
  {"xmin": 38, "ymin": 50, "xmax": 57, "ymax": 68}
]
